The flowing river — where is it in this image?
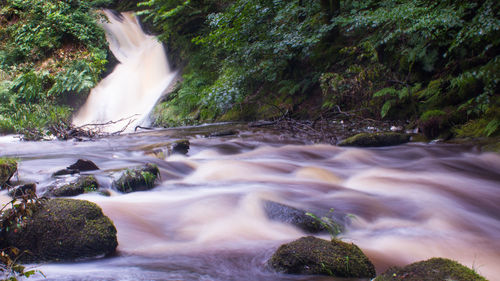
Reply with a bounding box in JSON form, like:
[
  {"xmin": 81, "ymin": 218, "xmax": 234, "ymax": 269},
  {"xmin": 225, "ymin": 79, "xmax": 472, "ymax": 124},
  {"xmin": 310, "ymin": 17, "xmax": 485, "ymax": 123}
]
[{"xmin": 0, "ymin": 123, "xmax": 499, "ymax": 280}]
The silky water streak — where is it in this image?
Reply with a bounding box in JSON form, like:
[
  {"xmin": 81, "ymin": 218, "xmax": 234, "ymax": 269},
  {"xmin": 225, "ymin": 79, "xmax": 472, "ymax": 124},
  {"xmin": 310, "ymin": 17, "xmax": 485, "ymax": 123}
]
[{"xmin": 73, "ymin": 10, "xmax": 176, "ymax": 132}]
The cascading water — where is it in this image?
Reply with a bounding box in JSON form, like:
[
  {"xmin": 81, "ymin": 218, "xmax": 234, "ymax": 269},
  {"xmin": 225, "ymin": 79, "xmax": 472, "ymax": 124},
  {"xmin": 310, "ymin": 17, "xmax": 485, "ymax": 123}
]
[{"xmin": 72, "ymin": 10, "xmax": 176, "ymax": 132}]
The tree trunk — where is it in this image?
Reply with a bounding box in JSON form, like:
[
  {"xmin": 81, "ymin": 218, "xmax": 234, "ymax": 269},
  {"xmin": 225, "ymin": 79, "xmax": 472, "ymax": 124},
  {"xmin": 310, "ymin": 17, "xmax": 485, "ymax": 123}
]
[{"xmin": 321, "ymin": 0, "xmax": 340, "ymax": 18}]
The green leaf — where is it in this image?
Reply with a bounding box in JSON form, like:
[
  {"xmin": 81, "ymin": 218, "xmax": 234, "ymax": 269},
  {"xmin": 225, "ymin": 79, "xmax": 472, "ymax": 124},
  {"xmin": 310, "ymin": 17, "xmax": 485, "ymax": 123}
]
[{"xmin": 380, "ymin": 99, "xmax": 396, "ymax": 118}]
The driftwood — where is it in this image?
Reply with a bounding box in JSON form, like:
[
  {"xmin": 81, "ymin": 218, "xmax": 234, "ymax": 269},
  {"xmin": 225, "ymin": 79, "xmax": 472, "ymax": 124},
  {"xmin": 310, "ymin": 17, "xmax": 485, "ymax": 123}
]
[{"xmin": 44, "ymin": 115, "xmax": 139, "ymax": 141}]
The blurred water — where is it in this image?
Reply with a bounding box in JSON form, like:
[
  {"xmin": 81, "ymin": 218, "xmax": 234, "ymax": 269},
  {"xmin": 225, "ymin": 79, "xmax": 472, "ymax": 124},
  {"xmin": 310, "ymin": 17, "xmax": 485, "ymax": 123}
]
[{"xmin": 1, "ymin": 124, "xmax": 499, "ymax": 280}]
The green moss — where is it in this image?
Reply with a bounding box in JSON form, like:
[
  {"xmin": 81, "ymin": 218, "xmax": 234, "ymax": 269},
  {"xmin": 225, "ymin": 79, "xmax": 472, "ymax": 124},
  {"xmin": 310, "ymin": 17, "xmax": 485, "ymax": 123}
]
[
  {"xmin": 375, "ymin": 257, "xmax": 487, "ymax": 281},
  {"xmin": 0, "ymin": 158, "xmax": 17, "ymax": 188},
  {"xmin": 338, "ymin": 132, "xmax": 410, "ymax": 147},
  {"xmin": 3, "ymin": 198, "xmax": 117, "ymax": 262},
  {"xmin": 269, "ymin": 236, "xmax": 376, "ymax": 278}
]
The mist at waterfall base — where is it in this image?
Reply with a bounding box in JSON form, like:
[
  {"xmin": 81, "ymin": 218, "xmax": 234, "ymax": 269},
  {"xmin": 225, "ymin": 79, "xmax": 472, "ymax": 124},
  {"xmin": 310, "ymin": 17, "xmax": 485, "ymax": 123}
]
[
  {"xmin": 1, "ymin": 124, "xmax": 499, "ymax": 280},
  {"xmin": 72, "ymin": 11, "xmax": 176, "ymax": 132}
]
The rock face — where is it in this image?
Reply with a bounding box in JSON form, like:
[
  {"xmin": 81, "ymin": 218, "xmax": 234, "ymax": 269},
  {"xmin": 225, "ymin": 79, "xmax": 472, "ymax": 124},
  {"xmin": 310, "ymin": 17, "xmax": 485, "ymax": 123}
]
[
  {"xmin": 47, "ymin": 175, "xmax": 99, "ymax": 197},
  {"xmin": 113, "ymin": 163, "xmax": 159, "ymax": 193},
  {"xmin": 0, "ymin": 158, "xmax": 17, "ymax": 188},
  {"xmin": 3, "ymin": 198, "xmax": 117, "ymax": 262},
  {"xmin": 263, "ymin": 201, "xmax": 328, "ymax": 233},
  {"xmin": 339, "ymin": 132, "xmax": 410, "ymax": 147},
  {"xmin": 374, "ymin": 258, "xmax": 487, "ymax": 281},
  {"xmin": 269, "ymin": 236, "xmax": 376, "ymax": 278}
]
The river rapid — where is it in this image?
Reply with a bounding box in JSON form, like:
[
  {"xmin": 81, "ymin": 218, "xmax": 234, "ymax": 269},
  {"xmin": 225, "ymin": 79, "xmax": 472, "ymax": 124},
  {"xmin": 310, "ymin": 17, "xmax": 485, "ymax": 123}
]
[{"xmin": 1, "ymin": 123, "xmax": 499, "ymax": 281}]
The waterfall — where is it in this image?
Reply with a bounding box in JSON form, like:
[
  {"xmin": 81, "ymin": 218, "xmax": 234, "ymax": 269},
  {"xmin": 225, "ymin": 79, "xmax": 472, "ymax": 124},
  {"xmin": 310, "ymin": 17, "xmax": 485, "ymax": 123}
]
[{"xmin": 72, "ymin": 10, "xmax": 176, "ymax": 133}]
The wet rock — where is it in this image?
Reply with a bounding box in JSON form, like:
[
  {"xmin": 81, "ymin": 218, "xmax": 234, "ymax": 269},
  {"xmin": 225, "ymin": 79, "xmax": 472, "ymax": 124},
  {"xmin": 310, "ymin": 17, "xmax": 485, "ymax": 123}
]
[
  {"xmin": 338, "ymin": 132, "xmax": 410, "ymax": 147},
  {"xmin": 205, "ymin": 130, "xmax": 238, "ymax": 137},
  {"xmin": 263, "ymin": 201, "xmax": 328, "ymax": 233},
  {"xmin": 47, "ymin": 176, "xmax": 99, "ymax": 197},
  {"xmin": 113, "ymin": 163, "xmax": 159, "ymax": 193},
  {"xmin": 269, "ymin": 236, "xmax": 376, "ymax": 278},
  {"xmin": 374, "ymin": 257, "xmax": 487, "ymax": 281},
  {"xmin": 67, "ymin": 159, "xmax": 99, "ymax": 171},
  {"xmin": 3, "ymin": 198, "xmax": 117, "ymax": 262},
  {"xmin": 0, "ymin": 158, "xmax": 17, "ymax": 188},
  {"xmin": 52, "ymin": 168, "xmax": 79, "ymax": 177},
  {"xmin": 171, "ymin": 139, "xmax": 190, "ymax": 155},
  {"xmin": 136, "ymin": 140, "xmax": 190, "ymax": 158},
  {"xmin": 9, "ymin": 183, "xmax": 36, "ymax": 198}
]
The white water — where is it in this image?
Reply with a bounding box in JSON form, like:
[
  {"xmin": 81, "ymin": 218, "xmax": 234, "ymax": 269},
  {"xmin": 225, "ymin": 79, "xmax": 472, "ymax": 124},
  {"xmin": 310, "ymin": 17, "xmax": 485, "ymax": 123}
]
[{"xmin": 72, "ymin": 11, "xmax": 176, "ymax": 132}]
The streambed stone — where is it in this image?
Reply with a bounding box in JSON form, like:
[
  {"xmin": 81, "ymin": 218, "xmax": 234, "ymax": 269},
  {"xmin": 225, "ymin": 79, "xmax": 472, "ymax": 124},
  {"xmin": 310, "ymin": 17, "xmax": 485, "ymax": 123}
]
[
  {"xmin": 45, "ymin": 175, "xmax": 99, "ymax": 197},
  {"xmin": 2, "ymin": 198, "xmax": 117, "ymax": 262},
  {"xmin": 264, "ymin": 201, "xmax": 329, "ymax": 233},
  {"xmin": 374, "ymin": 257, "xmax": 487, "ymax": 281},
  {"xmin": 338, "ymin": 132, "xmax": 410, "ymax": 147},
  {"xmin": 67, "ymin": 159, "xmax": 99, "ymax": 171},
  {"xmin": 113, "ymin": 163, "xmax": 159, "ymax": 193},
  {"xmin": 269, "ymin": 236, "xmax": 376, "ymax": 278}
]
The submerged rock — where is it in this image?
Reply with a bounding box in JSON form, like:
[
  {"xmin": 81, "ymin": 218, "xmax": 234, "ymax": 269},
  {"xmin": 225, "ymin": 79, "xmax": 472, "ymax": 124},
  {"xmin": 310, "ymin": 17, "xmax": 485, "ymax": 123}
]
[
  {"xmin": 338, "ymin": 132, "xmax": 410, "ymax": 147},
  {"xmin": 52, "ymin": 168, "xmax": 79, "ymax": 177},
  {"xmin": 0, "ymin": 158, "xmax": 17, "ymax": 188},
  {"xmin": 205, "ymin": 130, "xmax": 238, "ymax": 138},
  {"xmin": 3, "ymin": 198, "xmax": 117, "ymax": 262},
  {"xmin": 269, "ymin": 236, "xmax": 376, "ymax": 278},
  {"xmin": 374, "ymin": 257, "xmax": 487, "ymax": 281},
  {"xmin": 137, "ymin": 140, "xmax": 190, "ymax": 159},
  {"xmin": 113, "ymin": 163, "xmax": 160, "ymax": 193},
  {"xmin": 263, "ymin": 201, "xmax": 332, "ymax": 233},
  {"xmin": 46, "ymin": 175, "xmax": 99, "ymax": 197}
]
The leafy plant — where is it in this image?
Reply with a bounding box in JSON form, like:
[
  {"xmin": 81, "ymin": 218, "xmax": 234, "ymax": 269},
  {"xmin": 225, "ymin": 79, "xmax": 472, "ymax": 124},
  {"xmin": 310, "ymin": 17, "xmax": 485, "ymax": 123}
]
[
  {"xmin": 305, "ymin": 209, "xmax": 345, "ymax": 239},
  {"xmin": 0, "ymin": 189, "xmax": 45, "ymax": 280}
]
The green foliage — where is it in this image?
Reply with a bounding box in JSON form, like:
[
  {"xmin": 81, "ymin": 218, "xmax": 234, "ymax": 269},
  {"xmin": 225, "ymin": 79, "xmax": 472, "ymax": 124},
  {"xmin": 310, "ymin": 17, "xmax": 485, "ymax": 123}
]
[
  {"xmin": 305, "ymin": 209, "xmax": 346, "ymax": 239},
  {"xmin": 144, "ymin": 0, "xmax": 335, "ymax": 121},
  {"xmin": 0, "ymin": 0, "xmax": 110, "ymax": 137}
]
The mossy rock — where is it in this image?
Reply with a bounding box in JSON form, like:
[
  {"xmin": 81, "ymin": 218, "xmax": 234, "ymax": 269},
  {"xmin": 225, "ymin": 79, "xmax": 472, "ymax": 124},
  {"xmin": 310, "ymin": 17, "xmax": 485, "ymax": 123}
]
[
  {"xmin": 374, "ymin": 257, "xmax": 487, "ymax": 281},
  {"xmin": 113, "ymin": 163, "xmax": 159, "ymax": 193},
  {"xmin": 0, "ymin": 158, "xmax": 17, "ymax": 188},
  {"xmin": 269, "ymin": 236, "xmax": 376, "ymax": 278},
  {"xmin": 3, "ymin": 198, "xmax": 117, "ymax": 262},
  {"xmin": 338, "ymin": 132, "xmax": 410, "ymax": 147},
  {"xmin": 264, "ymin": 201, "xmax": 342, "ymax": 234},
  {"xmin": 47, "ymin": 175, "xmax": 99, "ymax": 197}
]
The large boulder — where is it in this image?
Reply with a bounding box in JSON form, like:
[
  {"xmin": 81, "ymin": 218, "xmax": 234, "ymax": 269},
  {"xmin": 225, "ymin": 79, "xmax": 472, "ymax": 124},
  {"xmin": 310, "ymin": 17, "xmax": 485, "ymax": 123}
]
[
  {"xmin": 113, "ymin": 163, "xmax": 159, "ymax": 193},
  {"xmin": 46, "ymin": 175, "xmax": 99, "ymax": 197},
  {"xmin": 2, "ymin": 198, "xmax": 117, "ymax": 262},
  {"xmin": 269, "ymin": 236, "xmax": 376, "ymax": 278},
  {"xmin": 0, "ymin": 158, "xmax": 17, "ymax": 188},
  {"xmin": 338, "ymin": 132, "xmax": 410, "ymax": 147},
  {"xmin": 375, "ymin": 257, "xmax": 487, "ymax": 281}
]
